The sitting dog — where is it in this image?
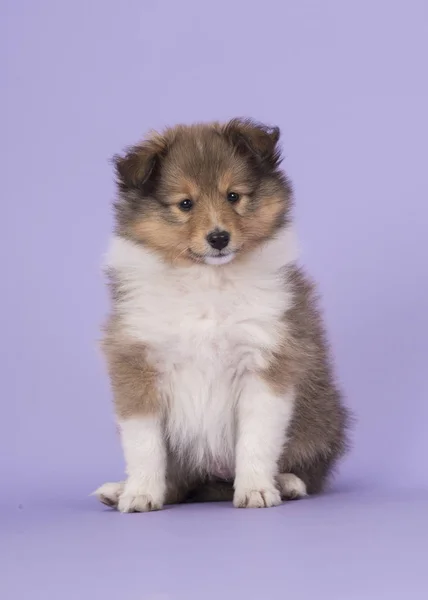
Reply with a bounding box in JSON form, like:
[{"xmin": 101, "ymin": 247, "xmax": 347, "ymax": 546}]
[{"xmin": 93, "ymin": 118, "xmax": 350, "ymax": 512}]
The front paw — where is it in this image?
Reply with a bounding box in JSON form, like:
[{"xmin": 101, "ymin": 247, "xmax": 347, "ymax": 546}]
[
  {"xmin": 118, "ymin": 490, "xmax": 163, "ymax": 513},
  {"xmin": 233, "ymin": 485, "xmax": 281, "ymax": 508},
  {"xmin": 117, "ymin": 479, "xmax": 165, "ymax": 513}
]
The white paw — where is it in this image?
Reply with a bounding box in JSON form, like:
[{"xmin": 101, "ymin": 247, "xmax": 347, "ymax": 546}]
[
  {"xmin": 118, "ymin": 491, "xmax": 163, "ymax": 513},
  {"xmin": 233, "ymin": 486, "xmax": 282, "ymax": 508},
  {"xmin": 277, "ymin": 473, "xmax": 307, "ymax": 500},
  {"xmin": 92, "ymin": 481, "xmax": 125, "ymax": 508},
  {"xmin": 117, "ymin": 479, "xmax": 165, "ymax": 513}
]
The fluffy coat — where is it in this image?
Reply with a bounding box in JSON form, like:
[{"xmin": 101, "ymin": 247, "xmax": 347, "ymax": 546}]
[{"xmin": 93, "ymin": 119, "xmax": 350, "ymax": 511}]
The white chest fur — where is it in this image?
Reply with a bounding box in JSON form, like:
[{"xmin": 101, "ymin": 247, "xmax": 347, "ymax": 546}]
[{"xmin": 106, "ymin": 233, "xmax": 297, "ymax": 476}]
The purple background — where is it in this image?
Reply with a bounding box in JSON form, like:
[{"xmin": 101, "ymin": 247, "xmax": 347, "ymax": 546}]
[{"xmin": 2, "ymin": 1, "xmax": 428, "ymax": 598}]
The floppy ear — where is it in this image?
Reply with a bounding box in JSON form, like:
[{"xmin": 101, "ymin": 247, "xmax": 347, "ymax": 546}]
[
  {"xmin": 224, "ymin": 118, "xmax": 281, "ymax": 169},
  {"xmin": 113, "ymin": 133, "xmax": 167, "ymax": 194}
]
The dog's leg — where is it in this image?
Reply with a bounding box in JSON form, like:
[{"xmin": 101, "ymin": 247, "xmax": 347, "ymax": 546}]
[
  {"xmin": 93, "ymin": 421, "xmax": 167, "ymax": 513},
  {"xmin": 117, "ymin": 415, "xmax": 167, "ymax": 512},
  {"xmin": 277, "ymin": 473, "xmax": 307, "ymax": 500},
  {"xmin": 101, "ymin": 342, "xmax": 167, "ymax": 513},
  {"xmin": 233, "ymin": 375, "xmax": 294, "ymax": 508},
  {"xmin": 93, "ymin": 476, "xmax": 192, "ymax": 508},
  {"xmin": 92, "ymin": 481, "xmax": 125, "ymax": 507}
]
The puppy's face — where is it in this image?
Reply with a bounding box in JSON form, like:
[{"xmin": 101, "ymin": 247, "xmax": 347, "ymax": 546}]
[{"xmin": 114, "ymin": 119, "xmax": 292, "ymax": 266}]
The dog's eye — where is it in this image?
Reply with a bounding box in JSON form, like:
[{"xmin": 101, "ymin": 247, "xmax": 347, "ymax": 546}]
[
  {"xmin": 178, "ymin": 199, "xmax": 194, "ymax": 211},
  {"xmin": 227, "ymin": 192, "xmax": 240, "ymax": 204}
]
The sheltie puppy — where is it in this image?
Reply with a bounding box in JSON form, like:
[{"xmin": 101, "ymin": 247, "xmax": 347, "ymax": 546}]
[{"xmin": 93, "ymin": 118, "xmax": 350, "ymax": 512}]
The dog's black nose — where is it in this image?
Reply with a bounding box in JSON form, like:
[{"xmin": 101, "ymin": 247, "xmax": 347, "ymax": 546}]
[{"xmin": 206, "ymin": 230, "xmax": 230, "ymax": 251}]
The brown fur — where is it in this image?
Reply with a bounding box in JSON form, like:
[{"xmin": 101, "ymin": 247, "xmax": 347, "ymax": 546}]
[
  {"xmin": 276, "ymin": 266, "xmax": 349, "ymax": 494},
  {"xmin": 113, "ymin": 119, "xmax": 291, "ymax": 266},
  {"xmin": 102, "ymin": 323, "xmax": 160, "ymax": 419},
  {"xmin": 101, "ymin": 118, "xmax": 350, "ymax": 506}
]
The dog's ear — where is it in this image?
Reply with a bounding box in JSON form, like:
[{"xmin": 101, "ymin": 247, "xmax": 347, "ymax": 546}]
[
  {"xmin": 113, "ymin": 133, "xmax": 168, "ymax": 194},
  {"xmin": 224, "ymin": 118, "xmax": 281, "ymax": 169}
]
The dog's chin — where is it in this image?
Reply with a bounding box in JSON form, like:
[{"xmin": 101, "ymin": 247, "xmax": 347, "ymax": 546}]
[
  {"xmin": 188, "ymin": 250, "xmax": 237, "ymax": 266},
  {"xmin": 204, "ymin": 253, "xmax": 236, "ymax": 266}
]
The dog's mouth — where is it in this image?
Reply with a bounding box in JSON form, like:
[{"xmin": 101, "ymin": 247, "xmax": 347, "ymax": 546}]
[{"xmin": 188, "ymin": 249, "xmax": 237, "ymax": 266}]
